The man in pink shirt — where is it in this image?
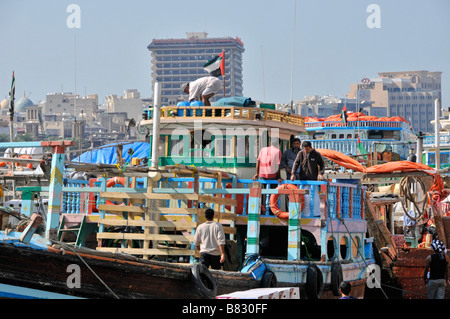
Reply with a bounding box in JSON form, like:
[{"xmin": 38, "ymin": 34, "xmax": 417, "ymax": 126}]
[
  {"xmin": 253, "ymin": 139, "xmax": 282, "ymax": 215},
  {"xmin": 253, "ymin": 139, "xmax": 282, "ymax": 182}
]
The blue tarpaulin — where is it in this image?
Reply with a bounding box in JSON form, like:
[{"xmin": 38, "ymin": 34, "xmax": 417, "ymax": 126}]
[{"xmin": 72, "ymin": 142, "xmax": 150, "ymax": 165}]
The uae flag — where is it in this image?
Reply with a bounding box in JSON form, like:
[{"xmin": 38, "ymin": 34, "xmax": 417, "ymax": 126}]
[
  {"xmin": 357, "ymin": 138, "xmax": 368, "ymax": 159},
  {"xmin": 203, "ymin": 51, "xmax": 224, "ymax": 77},
  {"xmin": 341, "ymin": 105, "xmax": 348, "ymax": 125}
]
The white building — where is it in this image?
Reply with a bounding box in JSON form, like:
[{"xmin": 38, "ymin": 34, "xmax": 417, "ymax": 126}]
[
  {"xmin": 105, "ymin": 89, "xmax": 145, "ymax": 122},
  {"xmin": 42, "ymin": 92, "xmax": 98, "ymax": 123}
]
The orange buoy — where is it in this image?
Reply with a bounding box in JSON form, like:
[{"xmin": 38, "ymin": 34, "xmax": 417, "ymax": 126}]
[
  {"xmin": 106, "ymin": 177, "xmax": 126, "ymax": 188},
  {"xmin": 269, "ymin": 184, "xmax": 304, "ymax": 219}
]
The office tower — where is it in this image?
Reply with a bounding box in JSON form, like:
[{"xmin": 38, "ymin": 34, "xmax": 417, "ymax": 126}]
[{"xmin": 147, "ymin": 32, "xmax": 244, "ymax": 105}]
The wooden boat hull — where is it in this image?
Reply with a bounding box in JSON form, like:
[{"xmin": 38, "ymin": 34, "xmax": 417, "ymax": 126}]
[
  {"xmin": 0, "ymin": 241, "xmax": 260, "ymax": 299},
  {"xmin": 392, "ymin": 248, "xmax": 449, "ymax": 299}
]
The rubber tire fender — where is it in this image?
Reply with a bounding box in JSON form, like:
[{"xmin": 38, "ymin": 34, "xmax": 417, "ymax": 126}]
[
  {"xmin": 330, "ymin": 262, "xmax": 343, "ymax": 296},
  {"xmin": 305, "ymin": 264, "xmax": 324, "ymax": 299},
  {"xmin": 191, "ymin": 263, "xmax": 217, "ymax": 299},
  {"xmin": 261, "ymin": 270, "xmax": 277, "ymax": 288}
]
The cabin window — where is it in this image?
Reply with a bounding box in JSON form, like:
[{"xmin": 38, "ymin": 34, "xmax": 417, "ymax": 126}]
[
  {"xmin": 170, "ymin": 137, "xmax": 186, "ymax": 156},
  {"xmin": 215, "ymin": 137, "xmax": 232, "ymax": 157},
  {"xmin": 340, "ymin": 236, "xmax": 349, "ymax": 260},
  {"xmin": 327, "ymin": 236, "xmax": 337, "ymax": 260},
  {"xmin": 313, "ymin": 132, "xmax": 325, "ymax": 140},
  {"xmin": 339, "ymin": 134, "xmax": 344, "ymax": 139},
  {"xmin": 331, "ymin": 134, "xmax": 336, "ymax": 139},
  {"xmin": 367, "ymin": 130, "xmax": 383, "ymax": 139},
  {"xmin": 352, "ymin": 236, "xmax": 361, "ymax": 259}
]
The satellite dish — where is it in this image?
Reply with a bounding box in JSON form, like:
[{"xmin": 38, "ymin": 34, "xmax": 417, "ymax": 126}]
[{"xmin": 376, "ymin": 144, "xmax": 386, "ymax": 153}]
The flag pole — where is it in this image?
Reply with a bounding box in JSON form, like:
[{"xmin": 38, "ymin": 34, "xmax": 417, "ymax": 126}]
[
  {"xmin": 9, "ymin": 70, "xmax": 15, "ymax": 198},
  {"xmin": 9, "ymin": 71, "xmax": 15, "ymax": 143},
  {"xmin": 222, "ymin": 48, "xmax": 225, "ymax": 97}
]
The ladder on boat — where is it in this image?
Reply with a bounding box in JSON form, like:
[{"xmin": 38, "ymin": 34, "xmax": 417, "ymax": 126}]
[{"xmin": 57, "ymin": 215, "xmax": 96, "ymax": 247}]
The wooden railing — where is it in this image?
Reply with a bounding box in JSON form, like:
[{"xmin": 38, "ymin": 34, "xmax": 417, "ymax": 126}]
[{"xmin": 151, "ymin": 106, "xmax": 305, "ymax": 127}]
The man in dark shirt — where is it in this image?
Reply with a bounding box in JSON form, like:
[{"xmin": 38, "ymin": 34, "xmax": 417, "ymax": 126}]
[
  {"xmin": 290, "ymin": 141, "xmax": 324, "ymax": 181},
  {"xmin": 290, "ymin": 141, "xmax": 324, "ymax": 217},
  {"xmin": 281, "ymin": 138, "xmax": 301, "ymax": 180},
  {"xmin": 424, "ymin": 239, "xmax": 450, "ymax": 299}
]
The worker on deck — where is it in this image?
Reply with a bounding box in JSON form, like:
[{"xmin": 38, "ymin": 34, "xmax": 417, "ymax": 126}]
[
  {"xmin": 424, "ymin": 239, "xmax": 449, "ymax": 299},
  {"xmin": 181, "ymin": 76, "xmax": 222, "ymax": 106}
]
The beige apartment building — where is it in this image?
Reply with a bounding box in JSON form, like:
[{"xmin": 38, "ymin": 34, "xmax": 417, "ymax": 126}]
[
  {"xmin": 43, "ymin": 92, "xmax": 98, "ymax": 124},
  {"xmin": 347, "ymin": 71, "xmax": 442, "ymax": 133},
  {"xmin": 105, "ymin": 89, "xmax": 145, "ymax": 123}
]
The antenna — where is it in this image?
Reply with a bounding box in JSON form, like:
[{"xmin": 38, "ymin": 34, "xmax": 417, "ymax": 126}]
[
  {"xmin": 74, "ymin": 32, "xmax": 77, "ymax": 119},
  {"xmin": 261, "ymin": 46, "xmax": 266, "ymax": 102},
  {"xmin": 289, "ymin": 0, "xmax": 297, "ymax": 112}
]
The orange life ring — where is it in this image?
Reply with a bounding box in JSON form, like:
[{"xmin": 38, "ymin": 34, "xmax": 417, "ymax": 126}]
[
  {"xmin": 107, "ymin": 177, "xmax": 126, "ymax": 188},
  {"xmin": 269, "ymin": 184, "xmax": 304, "ymax": 219},
  {"xmin": 106, "ymin": 177, "xmax": 127, "ymax": 206},
  {"xmin": 14, "ymin": 155, "xmax": 33, "ymax": 169}
]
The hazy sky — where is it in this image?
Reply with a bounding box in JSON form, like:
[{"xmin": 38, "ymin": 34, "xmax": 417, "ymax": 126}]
[{"xmin": 1, "ymin": 0, "xmax": 449, "ymax": 106}]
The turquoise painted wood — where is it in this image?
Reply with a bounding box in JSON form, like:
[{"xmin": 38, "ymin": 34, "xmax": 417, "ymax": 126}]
[
  {"xmin": 287, "ymin": 194, "xmax": 301, "ymax": 261},
  {"xmin": 46, "ymin": 149, "xmax": 66, "ymax": 238},
  {"xmin": 245, "ymin": 186, "xmax": 261, "ymax": 256}
]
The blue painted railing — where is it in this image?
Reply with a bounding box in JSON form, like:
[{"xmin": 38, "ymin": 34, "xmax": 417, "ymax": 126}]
[{"xmin": 47, "ymin": 177, "xmax": 365, "ymax": 220}]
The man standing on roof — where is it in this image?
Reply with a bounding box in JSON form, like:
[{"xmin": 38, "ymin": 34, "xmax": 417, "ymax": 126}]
[{"xmin": 181, "ymin": 76, "xmax": 222, "ymax": 106}]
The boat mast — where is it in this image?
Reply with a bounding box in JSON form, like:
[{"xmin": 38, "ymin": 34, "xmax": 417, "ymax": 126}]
[
  {"xmin": 151, "ymin": 82, "xmax": 161, "ymax": 169},
  {"xmin": 289, "ymin": 0, "xmax": 297, "ymax": 113}
]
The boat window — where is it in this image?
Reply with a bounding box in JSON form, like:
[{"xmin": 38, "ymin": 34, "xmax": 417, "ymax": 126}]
[
  {"xmin": 339, "ymin": 134, "xmax": 344, "ymax": 139},
  {"xmin": 331, "ymin": 134, "xmax": 336, "ymax": 139},
  {"xmin": 215, "ymin": 138, "xmax": 231, "ymax": 157},
  {"xmin": 340, "ymin": 236, "xmax": 349, "ymax": 260},
  {"xmin": 367, "ymin": 130, "xmax": 383, "ymax": 139},
  {"xmin": 352, "ymin": 236, "xmax": 361, "ymax": 259},
  {"xmin": 313, "ymin": 132, "xmax": 325, "ymax": 140},
  {"xmin": 327, "ymin": 236, "xmax": 336, "ymax": 260}
]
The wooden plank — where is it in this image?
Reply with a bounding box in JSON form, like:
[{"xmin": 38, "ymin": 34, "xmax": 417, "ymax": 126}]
[
  {"xmin": 96, "ymin": 232, "xmax": 194, "ymax": 242},
  {"xmin": 98, "ymin": 206, "xmax": 209, "ymax": 216},
  {"xmin": 223, "ymin": 226, "xmax": 237, "ymax": 235},
  {"xmin": 98, "ymin": 204, "xmax": 145, "ymax": 214},
  {"xmin": 97, "ymin": 218, "xmax": 197, "ymax": 228},
  {"xmin": 198, "ymin": 194, "xmax": 237, "ymax": 206},
  {"xmin": 96, "ymin": 247, "xmax": 195, "ymax": 256},
  {"xmin": 100, "ymin": 192, "xmax": 237, "ymax": 206}
]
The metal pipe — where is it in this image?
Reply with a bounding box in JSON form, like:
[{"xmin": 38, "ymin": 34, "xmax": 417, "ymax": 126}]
[
  {"xmin": 416, "ymin": 134, "xmax": 423, "ymax": 164},
  {"xmin": 151, "ymin": 82, "xmax": 161, "ymax": 169},
  {"xmin": 435, "ymin": 98, "xmax": 441, "ymax": 170}
]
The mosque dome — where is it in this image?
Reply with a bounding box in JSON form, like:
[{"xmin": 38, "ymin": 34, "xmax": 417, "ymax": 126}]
[
  {"xmin": 0, "ymin": 98, "xmax": 9, "ymax": 109},
  {"xmin": 15, "ymin": 92, "xmax": 34, "ymax": 112}
]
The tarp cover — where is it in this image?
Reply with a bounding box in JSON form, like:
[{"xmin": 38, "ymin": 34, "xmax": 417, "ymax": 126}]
[{"xmin": 72, "ymin": 142, "xmax": 150, "ymax": 165}]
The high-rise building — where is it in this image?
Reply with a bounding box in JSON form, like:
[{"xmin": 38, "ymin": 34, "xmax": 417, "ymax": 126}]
[
  {"xmin": 347, "ymin": 71, "xmax": 442, "ymax": 133},
  {"xmin": 147, "ymin": 32, "xmax": 245, "ymax": 105}
]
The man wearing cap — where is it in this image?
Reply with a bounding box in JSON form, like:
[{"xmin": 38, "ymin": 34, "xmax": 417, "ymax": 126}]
[
  {"xmin": 423, "ymin": 239, "xmax": 450, "ymax": 299},
  {"xmin": 181, "ymin": 76, "xmax": 222, "ymax": 106}
]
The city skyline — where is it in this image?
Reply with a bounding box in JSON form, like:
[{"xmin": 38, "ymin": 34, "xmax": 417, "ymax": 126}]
[{"xmin": 0, "ymin": 0, "xmax": 449, "ymax": 108}]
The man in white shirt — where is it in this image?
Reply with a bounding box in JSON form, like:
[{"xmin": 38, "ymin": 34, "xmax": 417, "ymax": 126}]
[
  {"xmin": 194, "ymin": 208, "xmax": 226, "ymax": 269},
  {"xmin": 181, "ymin": 76, "xmax": 222, "ymax": 106}
]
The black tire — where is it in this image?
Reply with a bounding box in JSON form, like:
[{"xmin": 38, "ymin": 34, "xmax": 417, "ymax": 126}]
[
  {"xmin": 306, "ymin": 264, "xmax": 324, "ymax": 299},
  {"xmin": 261, "ymin": 270, "xmax": 277, "ymax": 288},
  {"xmin": 191, "ymin": 263, "xmax": 217, "ymax": 299},
  {"xmin": 330, "ymin": 262, "xmax": 343, "ymax": 296}
]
